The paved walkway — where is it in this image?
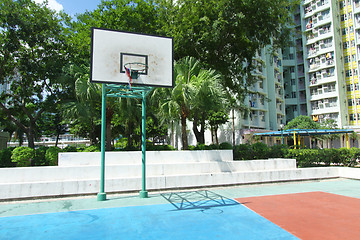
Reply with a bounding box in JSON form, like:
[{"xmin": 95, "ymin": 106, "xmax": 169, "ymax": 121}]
[{"xmin": 0, "ymin": 178, "xmax": 359, "ymax": 239}]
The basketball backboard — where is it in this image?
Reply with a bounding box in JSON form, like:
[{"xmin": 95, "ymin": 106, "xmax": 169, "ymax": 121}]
[{"xmin": 90, "ymin": 27, "xmax": 173, "ymax": 88}]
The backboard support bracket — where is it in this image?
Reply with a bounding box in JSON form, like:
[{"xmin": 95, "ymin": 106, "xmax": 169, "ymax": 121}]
[{"xmin": 97, "ymin": 84, "xmax": 153, "ymax": 201}]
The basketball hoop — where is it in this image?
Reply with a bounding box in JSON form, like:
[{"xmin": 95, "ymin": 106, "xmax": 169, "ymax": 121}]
[{"xmin": 124, "ymin": 62, "xmax": 148, "ymax": 90}]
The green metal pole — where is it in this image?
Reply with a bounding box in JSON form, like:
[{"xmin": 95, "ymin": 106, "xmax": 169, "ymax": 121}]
[
  {"xmin": 139, "ymin": 91, "xmax": 148, "ymax": 198},
  {"xmin": 97, "ymin": 84, "xmax": 107, "ymax": 201}
]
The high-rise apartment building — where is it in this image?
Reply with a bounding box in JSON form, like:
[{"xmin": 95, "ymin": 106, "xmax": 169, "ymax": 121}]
[
  {"xmin": 283, "ymin": 0, "xmax": 360, "ymax": 129},
  {"xmin": 238, "ymin": 47, "xmax": 285, "ymax": 131}
]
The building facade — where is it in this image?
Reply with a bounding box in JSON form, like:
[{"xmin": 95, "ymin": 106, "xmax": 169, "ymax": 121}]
[{"xmin": 283, "ymin": 0, "xmax": 360, "ymax": 129}]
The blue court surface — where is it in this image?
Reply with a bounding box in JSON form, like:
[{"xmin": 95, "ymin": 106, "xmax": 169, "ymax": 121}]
[
  {"xmin": 0, "ymin": 191, "xmax": 298, "ymax": 240},
  {"xmin": 3, "ymin": 179, "xmax": 360, "ymax": 240}
]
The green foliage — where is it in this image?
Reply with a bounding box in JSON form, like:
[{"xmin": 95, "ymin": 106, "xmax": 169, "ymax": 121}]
[
  {"xmin": 159, "ymin": 0, "xmax": 297, "ymax": 100},
  {"xmin": 146, "ymin": 144, "xmax": 176, "ymax": 151},
  {"xmin": 219, "ymin": 142, "xmax": 233, "ymax": 150},
  {"xmin": 251, "ymin": 142, "xmax": 269, "ymax": 159},
  {"xmin": 233, "ymin": 144, "xmax": 252, "ymax": 160},
  {"xmin": 81, "ymin": 145, "xmax": 101, "ymax": 152},
  {"xmin": 0, "ymin": 0, "xmax": 71, "ymax": 148},
  {"xmin": 284, "ymin": 148, "xmax": 355, "ymax": 167},
  {"xmin": 268, "ymin": 144, "xmax": 289, "ymax": 158},
  {"xmin": 114, "ymin": 138, "xmax": 128, "ymax": 150},
  {"xmin": 11, "ymin": 147, "xmax": 35, "ymax": 167},
  {"xmin": 62, "ymin": 146, "xmax": 78, "ymax": 152},
  {"xmin": 33, "ymin": 146, "xmax": 49, "ymax": 166},
  {"xmin": 284, "ymin": 115, "xmax": 320, "ymax": 130},
  {"xmin": 0, "ymin": 147, "xmax": 15, "ymax": 168},
  {"xmin": 45, "ymin": 147, "xmax": 62, "ymax": 166}
]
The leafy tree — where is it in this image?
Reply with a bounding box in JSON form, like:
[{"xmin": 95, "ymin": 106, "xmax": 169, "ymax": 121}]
[
  {"xmin": 0, "ymin": 0, "xmax": 70, "ymax": 148},
  {"xmin": 11, "ymin": 146, "xmax": 35, "ymax": 167},
  {"xmin": 62, "ymin": 65, "xmax": 102, "ymax": 145},
  {"xmin": 208, "ymin": 110, "xmax": 229, "ymax": 145},
  {"xmin": 158, "ymin": 0, "xmax": 297, "ymax": 98},
  {"xmin": 284, "ymin": 115, "xmax": 320, "ymax": 130},
  {"xmin": 190, "ymin": 69, "xmax": 229, "ymax": 144},
  {"xmin": 153, "ymin": 57, "xmax": 201, "ymax": 149},
  {"xmin": 38, "ymin": 112, "xmax": 67, "ymax": 147}
]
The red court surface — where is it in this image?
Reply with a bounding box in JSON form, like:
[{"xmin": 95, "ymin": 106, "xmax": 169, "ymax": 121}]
[{"xmin": 236, "ymin": 192, "xmax": 360, "ymax": 240}]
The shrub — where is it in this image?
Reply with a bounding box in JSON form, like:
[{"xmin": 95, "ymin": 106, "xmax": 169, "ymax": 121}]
[
  {"xmin": 233, "ymin": 144, "xmax": 252, "ymax": 160},
  {"xmin": 219, "ymin": 142, "xmax": 233, "ymax": 150},
  {"xmin": 209, "ymin": 144, "xmax": 220, "ymax": 150},
  {"xmin": 146, "ymin": 144, "xmax": 176, "ymax": 151},
  {"xmin": 81, "ymin": 145, "xmax": 100, "ymax": 152},
  {"xmin": 11, "ymin": 147, "xmax": 35, "ymax": 167},
  {"xmin": 251, "ymin": 142, "xmax": 269, "ymax": 159},
  {"xmin": 62, "ymin": 146, "xmax": 78, "ymax": 152},
  {"xmin": 33, "ymin": 146, "xmax": 49, "ymax": 166},
  {"xmin": 268, "ymin": 144, "xmax": 288, "ymax": 158},
  {"xmin": 114, "ymin": 138, "xmax": 128, "ymax": 149},
  {"xmin": 45, "ymin": 147, "xmax": 62, "ymax": 166},
  {"xmin": 0, "ymin": 147, "xmax": 15, "ymax": 168},
  {"xmin": 348, "ymin": 148, "xmax": 360, "ymax": 167}
]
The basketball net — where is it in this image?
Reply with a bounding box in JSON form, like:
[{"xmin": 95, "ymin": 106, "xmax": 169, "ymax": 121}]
[{"xmin": 125, "ymin": 67, "xmax": 132, "ymax": 90}]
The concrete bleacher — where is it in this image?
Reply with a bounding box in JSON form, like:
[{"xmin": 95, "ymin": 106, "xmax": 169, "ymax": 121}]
[{"xmin": 0, "ymin": 150, "xmax": 358, "ymax": 200}]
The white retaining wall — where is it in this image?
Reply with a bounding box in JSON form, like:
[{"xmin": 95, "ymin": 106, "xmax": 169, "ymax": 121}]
[{"xmin": 0, "ymin": 150, "xmax": 359, "ymax": 200}]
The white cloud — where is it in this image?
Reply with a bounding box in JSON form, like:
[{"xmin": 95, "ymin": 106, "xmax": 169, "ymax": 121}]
[{"xmin": 33, "ymin": 0, "xmax": 64, "ymax": 12}]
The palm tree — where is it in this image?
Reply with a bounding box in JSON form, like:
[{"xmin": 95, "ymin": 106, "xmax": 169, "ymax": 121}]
[
  {"xmin": 62, "ymin": 64, "xmax": 118, "ymax": 150},
  {"xmin": 62, "ymin": 65, "xmax": 102, "ymax": 145},
  {"xmin": 190, "ymin": 69, "xmax": 228, "ymax": 144},
  {"xmin": 152, "ymin": 57, "xmax": 201, "ymax": 150}
]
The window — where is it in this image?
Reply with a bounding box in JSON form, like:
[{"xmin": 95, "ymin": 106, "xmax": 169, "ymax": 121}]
[
  {"xmin": 350, "ymin": 113, "xmax": 354, "ymax": 121},
  {"xmin": 290, "ymin": 67, "xmax": 295, "ymax": 73},
  {"xmin": 355, "ymin": 82, "xmax": 359, "ymax": 90},
  {"xmin": 342, "ymin": 28, "xmax": 347, "ymax": 35},
  {"xmin": 352, "ymin": 54, "xmax": 357, "ymax": 61},
  {"xmin": 291, "ymin": 79, "xmax": 296, "ymax": 85},
  {"xmin": 340, "ymin": 1, "xmax": 345, "ymax": 9},
  {"xmin": 348, "ymin": 99, "xmax": 355, "ymax": 106},
  {"xmin": 347, "ymin": 84, "xmax": 353, "ymax": 91},
  {"xmin": 351, "ymin": 40, "xmax": 355, "ymax": 47},
  {"xmin": 350, "ymin": 26, "xmax": 354, "ymax": 33},
  {"xmin": 346, "ymin": 70, "xmax": 353, "ymax": 77},
  {"xmin": 291, "ymin": 92, "xmax": 297, "ymax": 98},
  {"xmin": 344, "ymin": 55, "xmax": 351, "ymax": 63},
  {"xmin": 341, "ymin": 14, "xmax": 347, "ymax": 21},
  {"xmin": 259, "ymin": 80, "xmax": 263, "ymax": 89},
  {"xmin": 343, "ymin": 41, "xmax": 350, "ymax": 49}
]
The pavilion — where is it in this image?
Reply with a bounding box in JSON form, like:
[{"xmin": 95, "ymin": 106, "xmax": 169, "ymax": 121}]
[{"xmin": 253, "ymin": 129, "xmax": 354, "ymax": 149}]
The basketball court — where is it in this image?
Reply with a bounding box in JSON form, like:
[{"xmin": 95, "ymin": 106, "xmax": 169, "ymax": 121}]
[
  {"xmin": 2, "ymin": 29, "xmax": 357, "ymax": 239},
  {"xmin": 1, "ymin": 178, "xmax": 359, "ymax": 240}
]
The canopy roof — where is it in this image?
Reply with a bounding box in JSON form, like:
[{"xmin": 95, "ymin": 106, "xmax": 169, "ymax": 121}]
[{"xmin": 253, "ymin": 129, "xmax": 354, "ymax": 137}]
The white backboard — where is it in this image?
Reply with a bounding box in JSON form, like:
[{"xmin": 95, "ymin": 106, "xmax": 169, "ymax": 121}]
[{"xmin": 90, "ymin": 27, "xmax": 173, "ymax": 88}]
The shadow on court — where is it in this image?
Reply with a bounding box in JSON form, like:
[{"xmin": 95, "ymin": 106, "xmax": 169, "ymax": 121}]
[{"xmin": 161, "ymin": 190, "xmax": 239, "ymax": 210}]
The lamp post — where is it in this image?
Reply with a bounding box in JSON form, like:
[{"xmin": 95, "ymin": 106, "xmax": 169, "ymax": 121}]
[{"xmin": 280, "ymin": 123, "xmax": 284, "ymax": 145}]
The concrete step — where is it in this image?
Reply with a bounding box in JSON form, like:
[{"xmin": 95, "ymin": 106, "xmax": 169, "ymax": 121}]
[
  {"xmin": 0, "ymin": 167, "xmax": 343, "ymax": 200},
  {"xmin": 58, "ymin": 150, "xmax": 233, "ymax": 166},
  {"xmin": 0, "ymin": 159, "xmax": 297, "ymax": 183}
]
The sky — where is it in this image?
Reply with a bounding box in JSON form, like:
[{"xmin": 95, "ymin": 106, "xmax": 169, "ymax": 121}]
[{"xmin": 34, "ymin": 0, "xmax": 103, "ymax": 16}]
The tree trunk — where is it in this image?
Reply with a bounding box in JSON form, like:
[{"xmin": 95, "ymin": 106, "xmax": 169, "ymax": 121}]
[
  {"xmin": 181, "ymin": 116, "xmax": 188, "ymax": 150},
  {"xmin": 26, "ymin": 129, "xmax": 35, "ymax": 149},
  {"xmin": 215, "ymin": 126, "xmax": 219, "ymax": 145},
  {"xmin": 232, "ymin": 109, "xmax": 235, "ymax": 147},
  {"xmin": 210, "ymin": 125, "xmax": 214, "ymax": 144},
  {"xmin": 55, "ymin": 132, "xmax": 60, "ymax": 147}
]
